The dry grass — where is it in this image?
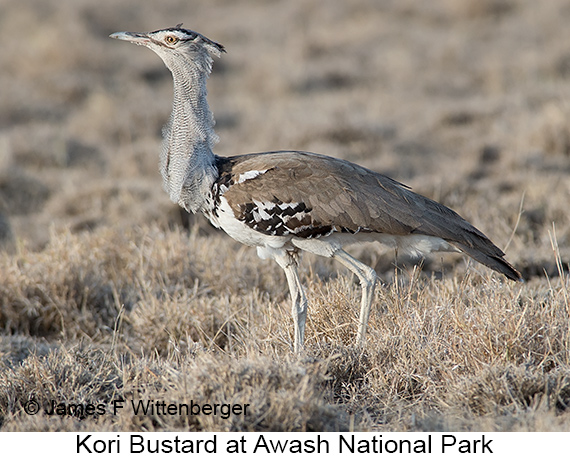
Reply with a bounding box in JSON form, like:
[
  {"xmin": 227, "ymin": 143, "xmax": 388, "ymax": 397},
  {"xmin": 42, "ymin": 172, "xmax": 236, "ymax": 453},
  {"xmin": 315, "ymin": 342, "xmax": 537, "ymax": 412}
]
[
  {"xmin": 1, "ymin": 0, "xmax": 570, "ymax": 431},
  {"xmin": 1, "ymin": 224, "xmax": 568, "ymax": 431}
]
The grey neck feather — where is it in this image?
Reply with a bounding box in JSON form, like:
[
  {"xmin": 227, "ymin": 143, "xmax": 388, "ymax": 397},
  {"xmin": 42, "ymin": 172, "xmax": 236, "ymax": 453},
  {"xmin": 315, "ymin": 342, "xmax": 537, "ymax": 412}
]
[{"xmin": 159, "ymin": 51, "xmax": 218, "ymax": 213}]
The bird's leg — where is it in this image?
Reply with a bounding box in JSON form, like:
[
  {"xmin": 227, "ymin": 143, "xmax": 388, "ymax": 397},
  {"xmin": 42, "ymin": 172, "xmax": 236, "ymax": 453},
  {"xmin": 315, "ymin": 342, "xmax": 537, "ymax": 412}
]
[
  {"xmin": 332, "ymin": 249, "xmax": 377, "ymax": 347},
  {"xmin": 273, "ymin": 251, "xmax": 307, "ymax": 353}
]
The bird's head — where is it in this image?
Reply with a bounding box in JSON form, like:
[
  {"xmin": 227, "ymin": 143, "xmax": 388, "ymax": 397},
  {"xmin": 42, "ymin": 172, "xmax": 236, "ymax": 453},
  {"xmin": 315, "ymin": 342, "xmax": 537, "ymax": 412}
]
[{"xmin": 110, "ymin": 24, "xmax": 225, "ymax": 74}]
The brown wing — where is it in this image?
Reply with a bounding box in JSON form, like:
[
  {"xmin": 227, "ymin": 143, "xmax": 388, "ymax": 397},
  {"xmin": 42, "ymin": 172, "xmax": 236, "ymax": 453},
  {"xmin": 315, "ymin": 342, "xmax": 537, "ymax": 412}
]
[
  {"xmin": 217, "ymin": 150, "xmax": 521, "ymax": 281},
  {"xmin": 220, "ymin": 151, "xmax": 413, "ymax": 233}
]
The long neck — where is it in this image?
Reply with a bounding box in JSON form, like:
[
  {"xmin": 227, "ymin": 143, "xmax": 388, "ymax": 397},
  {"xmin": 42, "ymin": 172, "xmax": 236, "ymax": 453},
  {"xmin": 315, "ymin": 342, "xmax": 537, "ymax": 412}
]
[{"xmin": 160, "ymin": 58, "xmax": 218, "ymax": 213}]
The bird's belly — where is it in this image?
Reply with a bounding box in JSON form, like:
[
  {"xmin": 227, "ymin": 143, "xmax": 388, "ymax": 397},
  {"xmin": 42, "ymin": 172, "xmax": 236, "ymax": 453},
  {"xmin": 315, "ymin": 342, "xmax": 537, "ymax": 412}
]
[
  {"xmin": 208, "ymin": 197, "xmax": 458, "ymax": 259},
  {"xmin": 211, "ymin": 196, "xmax": 293, "ymax": 250}
]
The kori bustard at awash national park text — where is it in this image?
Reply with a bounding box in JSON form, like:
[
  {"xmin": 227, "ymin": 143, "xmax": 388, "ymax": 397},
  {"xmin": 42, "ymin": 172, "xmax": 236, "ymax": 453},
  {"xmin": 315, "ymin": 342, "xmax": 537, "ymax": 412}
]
[{"xmin": 111, "ymin": 25, "xmax": 522, "ymax": 353}]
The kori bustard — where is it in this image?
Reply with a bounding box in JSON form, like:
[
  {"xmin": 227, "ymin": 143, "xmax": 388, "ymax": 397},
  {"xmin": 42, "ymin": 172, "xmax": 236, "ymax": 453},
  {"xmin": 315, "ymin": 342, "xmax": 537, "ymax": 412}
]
[{"xmin": 111, "ymin": 25, "xmax": 522, "ymax": 353}]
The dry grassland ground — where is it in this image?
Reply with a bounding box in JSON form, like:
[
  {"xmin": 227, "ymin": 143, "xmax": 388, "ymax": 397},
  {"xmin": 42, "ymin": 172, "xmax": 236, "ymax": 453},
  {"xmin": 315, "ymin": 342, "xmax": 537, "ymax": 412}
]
[{"xmin": 0, "ymin": 0, "xmax": 569, "ymax": 432}]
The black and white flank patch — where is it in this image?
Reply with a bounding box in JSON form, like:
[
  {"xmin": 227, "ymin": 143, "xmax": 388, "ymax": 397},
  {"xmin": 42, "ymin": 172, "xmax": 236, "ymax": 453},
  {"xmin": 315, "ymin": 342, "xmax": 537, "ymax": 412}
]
[{"xmin": 239, "ymin": 198, "xmax": 335, "ymax": 238}]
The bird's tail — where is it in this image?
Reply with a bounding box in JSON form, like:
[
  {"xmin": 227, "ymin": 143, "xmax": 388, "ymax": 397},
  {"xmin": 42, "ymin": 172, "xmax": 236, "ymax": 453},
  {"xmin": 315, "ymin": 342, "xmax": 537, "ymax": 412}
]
[{"xmin": 452, "ymin": 241, "xmax": 523, "ymax": 282}]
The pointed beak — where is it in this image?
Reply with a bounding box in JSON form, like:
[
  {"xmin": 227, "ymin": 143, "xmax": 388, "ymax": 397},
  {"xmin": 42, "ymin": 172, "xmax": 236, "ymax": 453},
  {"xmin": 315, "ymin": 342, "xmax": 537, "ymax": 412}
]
[{"xmin": 109, "ymin": 31, "xmax": 151, "ymax": 46}]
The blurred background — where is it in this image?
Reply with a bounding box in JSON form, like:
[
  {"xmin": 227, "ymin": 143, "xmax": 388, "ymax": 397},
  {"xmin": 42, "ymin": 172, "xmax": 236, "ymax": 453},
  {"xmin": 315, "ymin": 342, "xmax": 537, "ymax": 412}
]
[{"xmin": 0, "ymin": 0, "xmax": 569, "ymax": 278}]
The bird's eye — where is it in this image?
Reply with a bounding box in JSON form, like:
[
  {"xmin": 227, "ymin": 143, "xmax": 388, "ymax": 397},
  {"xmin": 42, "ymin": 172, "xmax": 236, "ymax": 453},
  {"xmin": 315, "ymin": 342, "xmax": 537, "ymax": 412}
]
[{"xmin": 165, "ymin": 35, "xmax": 179, "ymax": 45}]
